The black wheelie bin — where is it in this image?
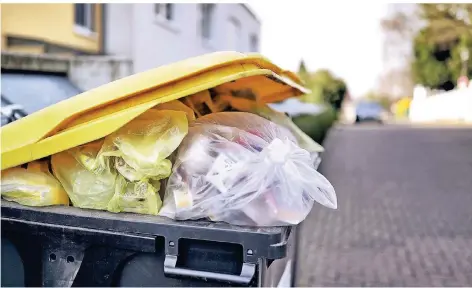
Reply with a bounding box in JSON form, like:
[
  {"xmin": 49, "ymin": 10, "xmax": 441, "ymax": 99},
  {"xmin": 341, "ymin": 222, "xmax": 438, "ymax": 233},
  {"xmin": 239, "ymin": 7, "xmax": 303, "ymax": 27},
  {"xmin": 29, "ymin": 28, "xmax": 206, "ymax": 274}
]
[{"xmin": 1, "ymin": 51, "xmax": 313, "ymax": 287}]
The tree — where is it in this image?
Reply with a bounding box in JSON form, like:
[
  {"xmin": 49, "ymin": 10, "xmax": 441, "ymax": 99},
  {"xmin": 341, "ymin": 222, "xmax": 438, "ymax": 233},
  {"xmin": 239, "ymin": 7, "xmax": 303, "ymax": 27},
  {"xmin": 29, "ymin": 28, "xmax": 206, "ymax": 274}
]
[
  {"xmin": 382, "ymin": 4, "xmax": 472, "ymax": 90},
  {"xmin": 381, "ymin": 4, "xmax": 420, "ymax": 60},
  {"xmin": 301, "ymin": 69, "xmax": 347, "ymax": 110},
  {"xmin": 380, "ymin": 4, "xmax": 420, "ymax": 98},
  {"xmin": 411, "ymin": 26, "xmax": 472, "ymax": 90},
  {"xmin": 376, "ymin": 66, "xmax": 415, "ymax": 98},
  {"xmin": 412, "ymin": 29, "xmax": 455, "ymax": 90},
  {"xmin": 297, "ymin": 62, "xmax": 348, "ymax": 110},
  {"xmin": 298, "ymin": 59, "xmax": 309, "ymax": 82},
  {"xmin": 382, "ymin": 4, "xmax": 472, "ymax": 47},
  {"xmin": 418, "ymin": 4, "xmax": 472, "ymax": 46}
]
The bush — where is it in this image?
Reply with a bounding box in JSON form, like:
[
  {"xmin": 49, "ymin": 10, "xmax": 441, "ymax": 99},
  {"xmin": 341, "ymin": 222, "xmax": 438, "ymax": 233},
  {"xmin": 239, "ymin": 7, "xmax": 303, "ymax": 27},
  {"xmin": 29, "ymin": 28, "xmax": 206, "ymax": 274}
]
[{"xmin": 292, "ymin": 106, "xmax": 337, "ymax": 144}]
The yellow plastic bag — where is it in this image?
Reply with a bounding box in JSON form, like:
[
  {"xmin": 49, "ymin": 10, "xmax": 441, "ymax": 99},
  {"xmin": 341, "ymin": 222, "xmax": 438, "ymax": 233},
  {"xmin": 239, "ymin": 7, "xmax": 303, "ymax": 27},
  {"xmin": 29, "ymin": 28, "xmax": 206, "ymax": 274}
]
[
  {"xmin": 51, "ymin": 140, "xmax": 117, "ymax": 210},
  {"xmin": 107, "ymin": 176, "xmax": 162, "ymax": 215},
  {"xmin": 1, "ymin": 160, "xmax": 69, "ymax": 206},
  {"xmin": 51, "ymin": 109, "xmax": 188, "ymax": 214},
  {"xmin": 152, "ymin": 100, "xmax": 196, "ymax": 122},
  {"xmin": 98, "ymin": 109, "xmax": 189, "ymax": 182}
]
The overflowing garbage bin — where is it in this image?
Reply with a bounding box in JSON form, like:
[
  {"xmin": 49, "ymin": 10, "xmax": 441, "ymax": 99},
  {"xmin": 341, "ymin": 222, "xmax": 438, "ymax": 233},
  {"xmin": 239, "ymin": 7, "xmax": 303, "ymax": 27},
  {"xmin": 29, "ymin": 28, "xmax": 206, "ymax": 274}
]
[{"xmin": 0, "ymin": 51, "xmax": 336, "ymax": 287}]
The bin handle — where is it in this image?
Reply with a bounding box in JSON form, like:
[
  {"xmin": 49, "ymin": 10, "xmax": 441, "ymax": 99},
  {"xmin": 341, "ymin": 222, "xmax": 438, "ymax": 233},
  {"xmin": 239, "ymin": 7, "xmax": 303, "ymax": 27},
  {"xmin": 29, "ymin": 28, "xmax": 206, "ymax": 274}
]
[{"xmin": 164, "ymin": 254, "xmax": 256, "ymax": 285}]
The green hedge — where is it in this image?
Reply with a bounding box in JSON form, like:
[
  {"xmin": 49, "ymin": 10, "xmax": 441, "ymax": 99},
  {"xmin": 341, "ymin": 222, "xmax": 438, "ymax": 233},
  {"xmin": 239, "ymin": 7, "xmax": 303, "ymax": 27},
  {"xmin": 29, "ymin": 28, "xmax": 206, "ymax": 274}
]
[{"xmin": 292, "ymin": 106, "xmax": 337, "ymax": 144}]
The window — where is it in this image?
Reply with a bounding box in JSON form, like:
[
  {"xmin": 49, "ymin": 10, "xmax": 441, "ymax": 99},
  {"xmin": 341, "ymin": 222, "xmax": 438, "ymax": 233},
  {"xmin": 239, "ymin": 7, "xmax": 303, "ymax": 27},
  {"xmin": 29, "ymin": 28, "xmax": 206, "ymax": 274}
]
[
  {"xmin": 155, "ymin": 3, "xmax": 174, "ymax": 21},
  {"xmin": 250, "ymin": 34, "xmax": 259, "ymax": 52},
  {"xmin": 74, "ymin": 4, "xmax": 95, "ymax": 33},
  {"xmin": 200, "ymin": 4, "xmax": 215, "ymax": 39},
  {"xmin": 227, "ymin": 18, "xmax": 241, "ymax": 51}
]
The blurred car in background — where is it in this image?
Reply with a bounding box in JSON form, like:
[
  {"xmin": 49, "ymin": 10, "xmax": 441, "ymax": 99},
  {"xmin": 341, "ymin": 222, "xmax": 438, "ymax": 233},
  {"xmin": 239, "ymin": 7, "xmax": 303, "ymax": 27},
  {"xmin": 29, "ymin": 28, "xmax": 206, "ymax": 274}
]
[
  {"xmin": 0, "ymin": 71, "xmax": 82, "ymax": 125},
  {"xmin": 355, "ymin": 101, "xmax": 385, "ymax": 124}
]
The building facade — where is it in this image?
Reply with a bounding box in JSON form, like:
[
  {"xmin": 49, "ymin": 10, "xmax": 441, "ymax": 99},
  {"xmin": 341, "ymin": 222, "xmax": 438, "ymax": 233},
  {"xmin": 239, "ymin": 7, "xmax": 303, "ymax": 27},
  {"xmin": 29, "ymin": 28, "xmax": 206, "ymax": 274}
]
[
  {"xmin": 103, "ymin": 3, "xmax": 260, "ymax": 73},
  {"xmin": 1, "ymin": 3, "xmax": 260, "ymax": 73},
  {"xmin": 1, "ymin": 4, "xmax": 104, "ymax": 55}
]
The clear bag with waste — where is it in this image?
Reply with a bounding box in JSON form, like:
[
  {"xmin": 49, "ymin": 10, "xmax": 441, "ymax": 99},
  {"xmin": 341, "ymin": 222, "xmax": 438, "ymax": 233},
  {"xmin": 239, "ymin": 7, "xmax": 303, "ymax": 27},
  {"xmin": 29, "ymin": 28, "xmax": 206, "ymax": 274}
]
[
  {"xmin": 1, "ymin": 160, "xmax": 69, "ymax": 207},
  {"xmin": 159, "ymin": 112, "xmax": 337, "ymax": 226},
  {"xmin": 220, "ymin": 96, "xmax": 325, "ymax": 154}
]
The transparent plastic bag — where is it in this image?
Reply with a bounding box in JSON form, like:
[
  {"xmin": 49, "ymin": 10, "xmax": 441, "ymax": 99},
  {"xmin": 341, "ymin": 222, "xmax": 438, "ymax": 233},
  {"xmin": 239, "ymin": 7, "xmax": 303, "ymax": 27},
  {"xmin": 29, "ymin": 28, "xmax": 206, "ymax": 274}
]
[
  {"xmin": 1, "ymin": 160, "xmax": 69, "ymax": 207},
  {"xmin": 221, "ymin": 96, "xmax": 324, "ymax": 153},
  {"xmin": 160, "ymin": 112, "xmax": 337, "ymax": 226},
  {"xmin": 98, "ymin": 109, "xmax": 189, "ymax": 182},
  {"xmin": 51, "ymin": 140, "xmax": 116, "ymax": 210}
]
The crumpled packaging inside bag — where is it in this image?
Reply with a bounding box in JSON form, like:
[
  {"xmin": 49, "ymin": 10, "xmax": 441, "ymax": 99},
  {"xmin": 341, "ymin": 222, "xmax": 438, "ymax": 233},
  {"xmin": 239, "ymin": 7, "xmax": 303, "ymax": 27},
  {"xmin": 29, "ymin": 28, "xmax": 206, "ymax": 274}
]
[
  {"xmin": 219, "ymin": 95, "xmax": 325, "ymax": 153},
  {"xmin": 159, "ymin": 112, "xmax": 337, "ymax": 226}
]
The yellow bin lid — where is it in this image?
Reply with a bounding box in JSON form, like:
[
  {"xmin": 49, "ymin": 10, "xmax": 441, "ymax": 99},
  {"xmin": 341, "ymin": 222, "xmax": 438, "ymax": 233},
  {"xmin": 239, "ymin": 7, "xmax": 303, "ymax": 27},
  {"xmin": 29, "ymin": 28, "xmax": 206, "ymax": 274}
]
[{"xmin": 0, "ymin": 51, "xmax": 310, "ymax": 170}]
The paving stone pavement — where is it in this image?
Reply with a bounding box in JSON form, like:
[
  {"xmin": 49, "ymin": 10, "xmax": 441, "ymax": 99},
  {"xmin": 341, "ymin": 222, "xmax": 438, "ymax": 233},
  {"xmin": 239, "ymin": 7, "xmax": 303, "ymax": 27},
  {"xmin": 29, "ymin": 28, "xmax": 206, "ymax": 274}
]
[{"xmin": 295, "ymin": 125, "xmax": 472, "ymax": 287}]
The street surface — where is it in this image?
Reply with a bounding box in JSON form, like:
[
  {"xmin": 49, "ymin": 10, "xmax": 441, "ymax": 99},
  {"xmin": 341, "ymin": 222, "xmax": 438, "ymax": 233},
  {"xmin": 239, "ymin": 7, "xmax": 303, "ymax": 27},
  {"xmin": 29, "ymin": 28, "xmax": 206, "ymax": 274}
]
[{"xmin": 296, "ymin": 124, "xmax": 472, "ymax": 286}]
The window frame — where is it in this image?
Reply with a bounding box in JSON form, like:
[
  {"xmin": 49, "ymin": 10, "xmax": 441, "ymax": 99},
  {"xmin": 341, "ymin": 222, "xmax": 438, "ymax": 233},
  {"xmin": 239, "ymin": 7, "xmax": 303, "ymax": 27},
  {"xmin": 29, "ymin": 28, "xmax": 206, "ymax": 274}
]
[
  {"xmin": 250, "ymin": 34, "xmax": 259, "ymax": 52},
  {"xmin": 154, "ymin": 3, "xmax": 179, "ymax": 33},
  {"xmin": 74, "ymin": 4, "xmax": 96, "ymax": 37},
  {"xmin": 227, "ymin": 17, "xmax": 241, "ymax": 51},
  {"xmin": 155, "ymin": 3, "xmax": 174, "ymax": 22},
  {"xmin": 200, "ymin": 3, "xmax": 215, "ymax": 40}
]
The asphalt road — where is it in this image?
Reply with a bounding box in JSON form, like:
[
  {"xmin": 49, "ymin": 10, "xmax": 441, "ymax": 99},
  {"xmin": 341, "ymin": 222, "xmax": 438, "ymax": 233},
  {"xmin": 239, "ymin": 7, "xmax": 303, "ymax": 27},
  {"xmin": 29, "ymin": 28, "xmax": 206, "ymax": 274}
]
[{"xmin": 295, "ymin": 124, "xmax": 472, "ymax": 287}]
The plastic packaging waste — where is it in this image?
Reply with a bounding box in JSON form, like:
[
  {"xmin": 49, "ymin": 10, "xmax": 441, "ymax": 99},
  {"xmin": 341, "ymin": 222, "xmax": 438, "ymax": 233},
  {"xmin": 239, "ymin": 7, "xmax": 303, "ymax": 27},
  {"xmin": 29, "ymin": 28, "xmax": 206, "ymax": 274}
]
[
  {"xmin": 52, "ymin": 140, "xmax": 116, "ymax": 210},
  {"xmin": 51, "ymin": 109, "xmax": 189, "ymax": 214},
  {"xmin": 1, "ymin": 160, "xmax": 69, "ymax": 206},
  {"xmin": 107, "ymin": 176, "xmax": 162, "ymax": 215},
  {"xmin": 97, "ymin": 109, "xmax": 189, "ymax": 182},
  {"xmin": 220, "ymin": 96, "xmax": 325, "ymax": 153},
  {"xmin": 152, "ymin": 100, "xmax": 196, "ymax": 122},
  {"xmin": 159, "ymin": 112, "xmax": 337, "ymax": 226}
]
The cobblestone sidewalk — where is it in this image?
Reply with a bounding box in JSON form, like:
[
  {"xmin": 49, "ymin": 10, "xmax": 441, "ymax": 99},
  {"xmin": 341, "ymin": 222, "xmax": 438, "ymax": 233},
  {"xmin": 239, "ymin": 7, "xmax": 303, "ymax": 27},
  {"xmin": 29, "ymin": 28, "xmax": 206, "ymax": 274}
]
[{"xmin": 295, "ymin": 126, "xmax": 472, "ymax": 287}]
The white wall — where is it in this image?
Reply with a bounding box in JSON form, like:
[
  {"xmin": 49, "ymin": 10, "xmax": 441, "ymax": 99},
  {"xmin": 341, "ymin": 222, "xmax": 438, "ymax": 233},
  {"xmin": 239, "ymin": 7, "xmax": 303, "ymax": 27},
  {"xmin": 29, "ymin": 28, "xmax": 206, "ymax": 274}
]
[
  {"xmin": 104, "ymin": 4, "xmax": 133, "ymax": 58},
  {"xmin": 0, "ymin": 52, "xmax": 132, "ymax": 93},
  {"xmin": 105, "ymin": 3, "xmax": 260, "ymax": 73},
  {"xmin": 69, "ymin": 56, "xmax": 132, "ymax": 91},
  {"xmin": 409, "ymin": 88, "xmax": 472, "ymax": 123}
]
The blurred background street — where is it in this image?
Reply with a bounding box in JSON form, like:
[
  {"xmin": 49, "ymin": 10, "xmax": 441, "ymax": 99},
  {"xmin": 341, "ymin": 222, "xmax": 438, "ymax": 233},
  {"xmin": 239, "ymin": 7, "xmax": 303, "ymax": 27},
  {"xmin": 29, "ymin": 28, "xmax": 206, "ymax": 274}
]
[{"xmin": 297, "ymin": 124, "xmax": 472, "ymax": 286}]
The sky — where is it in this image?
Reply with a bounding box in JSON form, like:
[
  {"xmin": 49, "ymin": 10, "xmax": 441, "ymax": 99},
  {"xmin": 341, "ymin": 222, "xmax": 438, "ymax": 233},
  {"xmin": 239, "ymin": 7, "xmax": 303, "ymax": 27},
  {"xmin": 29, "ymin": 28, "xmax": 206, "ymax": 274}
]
[{"xmin": 248, "ymin": 1, "xmax": 390, "ymax": 98}]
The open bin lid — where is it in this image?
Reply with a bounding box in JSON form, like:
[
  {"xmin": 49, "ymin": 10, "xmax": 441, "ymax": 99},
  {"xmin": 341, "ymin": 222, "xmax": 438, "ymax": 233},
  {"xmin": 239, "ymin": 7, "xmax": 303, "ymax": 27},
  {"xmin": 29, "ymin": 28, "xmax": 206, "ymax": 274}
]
[{"xmin": 0, "ymin": 51, "xmax": 310, "ymax": 170}]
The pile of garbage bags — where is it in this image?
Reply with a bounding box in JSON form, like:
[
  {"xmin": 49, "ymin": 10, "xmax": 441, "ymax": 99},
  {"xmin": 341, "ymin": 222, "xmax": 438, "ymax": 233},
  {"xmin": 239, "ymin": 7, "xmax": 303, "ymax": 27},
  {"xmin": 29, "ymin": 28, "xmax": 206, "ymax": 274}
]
[
  {"xmin": 1, "ymin": 97, "xmax": 337, "ymax": 226},
  {"xmin": 51, "ymin": 109, "xmax": 189, "ymax": 215}
]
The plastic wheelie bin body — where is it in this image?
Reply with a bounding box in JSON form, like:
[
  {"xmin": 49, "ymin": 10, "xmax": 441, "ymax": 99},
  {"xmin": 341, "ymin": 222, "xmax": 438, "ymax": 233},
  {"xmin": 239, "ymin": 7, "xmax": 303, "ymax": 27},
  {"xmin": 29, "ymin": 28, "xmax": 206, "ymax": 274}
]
[{"xmin": 1, "ymin": 51, "xmax": 307, "ymax": 287}]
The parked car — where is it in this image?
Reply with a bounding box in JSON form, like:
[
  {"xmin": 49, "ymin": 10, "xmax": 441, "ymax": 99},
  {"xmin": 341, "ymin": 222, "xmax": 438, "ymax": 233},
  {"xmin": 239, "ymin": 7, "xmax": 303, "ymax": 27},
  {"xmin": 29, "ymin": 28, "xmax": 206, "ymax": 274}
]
[{"xmin": 355, "ymin": 101, "xmax": 384, "ymax": 124}]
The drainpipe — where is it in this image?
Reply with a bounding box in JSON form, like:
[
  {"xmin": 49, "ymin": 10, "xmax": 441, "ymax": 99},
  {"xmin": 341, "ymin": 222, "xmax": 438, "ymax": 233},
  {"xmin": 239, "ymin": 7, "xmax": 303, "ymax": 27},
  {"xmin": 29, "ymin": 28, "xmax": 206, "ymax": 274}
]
[{"xmin": 100, "ymin": 3, "xmax": 107, "ymax": 55}]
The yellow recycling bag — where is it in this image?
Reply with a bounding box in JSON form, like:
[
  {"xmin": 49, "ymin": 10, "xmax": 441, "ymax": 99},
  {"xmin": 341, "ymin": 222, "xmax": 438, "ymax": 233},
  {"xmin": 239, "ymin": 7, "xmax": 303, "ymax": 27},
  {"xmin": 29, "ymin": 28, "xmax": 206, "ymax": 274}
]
[
  {"xmin": 51, "ymin": 109, "xmax": 188, "ymax": 214},
  {"xmin": 51, "ymin": 140, "xmax": 116, "ymax": 210},
  {"xmin": 97, "ymin": 109, "xmax": 189, "ymax": 182},
  {"xmin": 107, "ymin": 176, "xmax": 162, "ymax": 215},
  {"xmin": 1, "ymin": 160, "xmax": 69, "ymax": 206}
]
